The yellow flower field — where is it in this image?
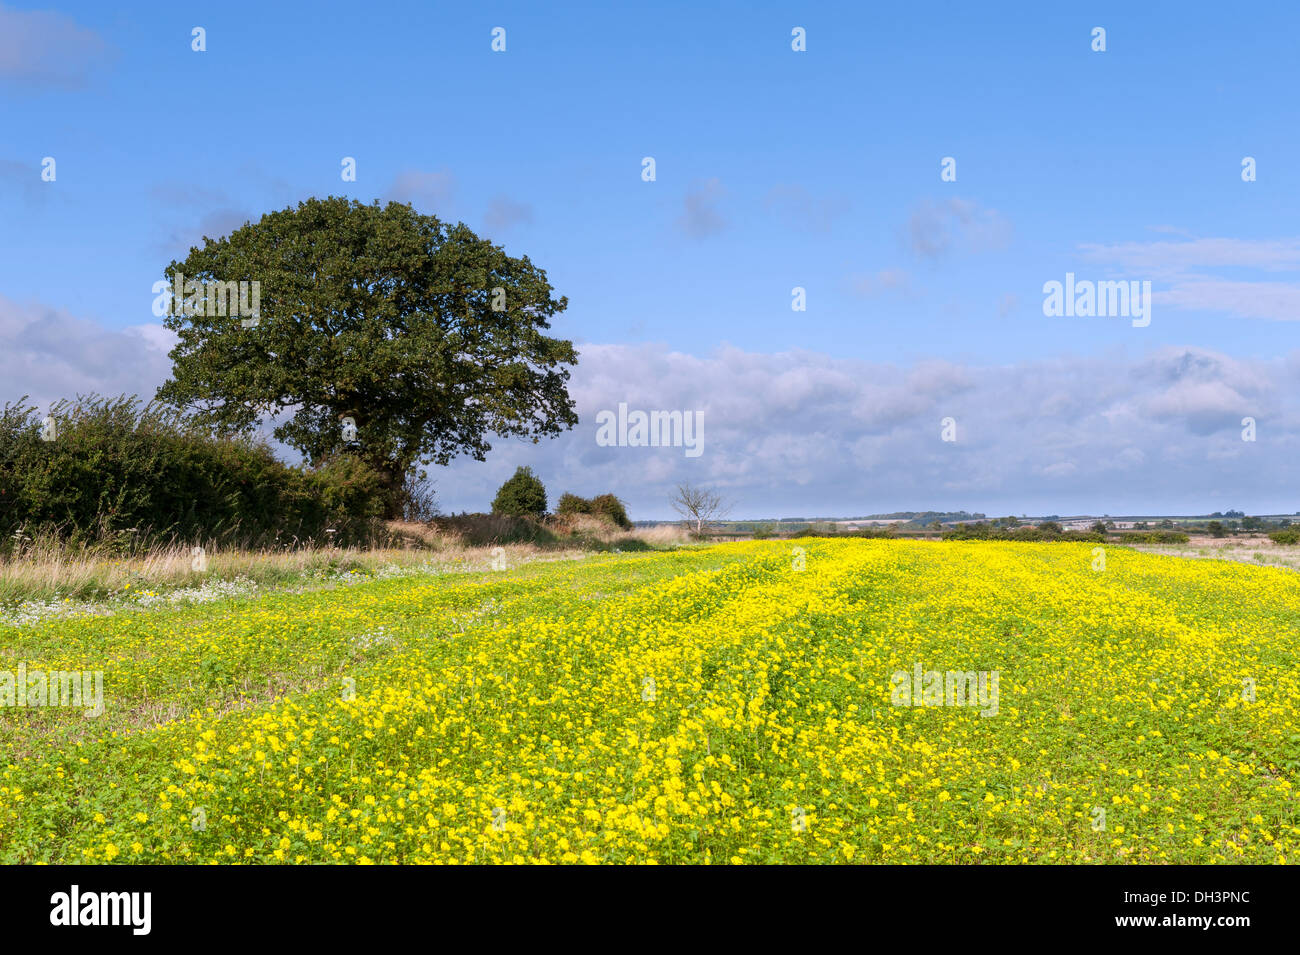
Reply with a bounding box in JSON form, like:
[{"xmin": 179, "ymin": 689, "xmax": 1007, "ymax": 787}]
[{"xmin": 2, "ymin": 540, "xmax": 1298, "ymax": 863}]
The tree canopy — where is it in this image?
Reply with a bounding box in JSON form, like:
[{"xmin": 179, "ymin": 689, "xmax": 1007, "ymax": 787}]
[
  {"xmin": 491, "ymin": 466, "xmax": 548, "ymax": 518},
  {"xmin": 155, "ymin": 197, "xmax": 578, "ymax": 515}
]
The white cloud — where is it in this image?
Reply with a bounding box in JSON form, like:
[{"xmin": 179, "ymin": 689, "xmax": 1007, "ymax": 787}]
[
  {"xmin": 905, "ymin": 198, "xmax": 1010, "ymax": 260},
  {"xmin": 3, "ymin": 300, "xmax": 1294, "ymax": 518},
  {"xmin": 1155, "ymin": 278, "xmax": 1300, "ymax": 321},
  {"xmin": 387, "ymin": 168, "xmax": 456, "ymax": 215},
  {"xmin": 1080, "ymin": 237, "xmax": 1300, "ymax": 274},
  {"xmin": 0, "ymin": 3, "xmax": 111, "ymax": 89},
  {"xmin": 1079, "ymin": 236, "xmax": 1300, "ymax": 321},
  {"xmin": 435, "ymin": 343, "xmax": 1297, "ymax": 518},
  {"xmin": 0, "ymin": 296, "xmax": 174, "ymax": 410}
]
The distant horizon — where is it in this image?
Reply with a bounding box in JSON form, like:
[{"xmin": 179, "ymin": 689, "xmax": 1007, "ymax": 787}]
[{"xmin": 626, "ymin": 509, "xmax": 1300, "ymax": 525}]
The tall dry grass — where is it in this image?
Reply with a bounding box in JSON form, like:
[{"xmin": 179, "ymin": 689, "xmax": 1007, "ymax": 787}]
[{"xmin": 0, "ymin": 516, "xmax": 693, "ymax": 607}]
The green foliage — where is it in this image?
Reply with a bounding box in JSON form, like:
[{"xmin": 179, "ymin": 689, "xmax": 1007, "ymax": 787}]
[
  {"xmin": 846, "ymin": 511, "xmax": 984, "ymax": 523},
  {"xmin": 555, "ymin": 493, "xmax": 589, "ymax": 516},
  {"xmin": 491, "ymin": 466, "xmax": 547, "ymax": 517},
  {"xmin": 154, "ymin": 197, "xmax": 579, "ymax": 515},
  {"xmin": 589, "ymin": 493, "xmax": 631, "ymax": 529},
  {"xmin": 1115, "ymin": 531, "xmax": 1190, "ymax": 544},
  {"xmin": 295, "ymin": 455, "xmax": 390, "ymax": 529},
  {"xmin": 1269, "ymin": 529, "xmax": 1300, "ymax": 545},
  {"xmin": 554, "ymin": 491, "xmax": 632, "ymax": 529},
  {"xmin": 1206, "ymin": 520, "xmax": 1227, "ymax": 538},
  {"xmin": 791, "ymin": 525, "xmax": 894, "ymax": 539},
  {"xmin": 804, "ymin": 521, "xmax": 839, "ymax": 536},
  {"xmin": 0, "ymin": 394, "xmax": 385, "ymax": 552},
  {"xmin": 942, "ymin": 523, "xmax": 1104, "ymax": 543}
]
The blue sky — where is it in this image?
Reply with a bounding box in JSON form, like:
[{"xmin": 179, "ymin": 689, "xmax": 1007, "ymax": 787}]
[{"xmin": 4, "ymin": 1, "xmax": 1300, "ymax": 518}]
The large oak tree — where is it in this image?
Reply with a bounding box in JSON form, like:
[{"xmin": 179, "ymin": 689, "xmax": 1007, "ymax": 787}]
[{"xmin": 155, "ymin": 197, "xmax": 578, "ymax": 516}]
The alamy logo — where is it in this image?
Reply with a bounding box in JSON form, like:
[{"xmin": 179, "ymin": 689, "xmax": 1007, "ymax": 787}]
[
  {"xmin": 1042, "ymin": 272, "xmax": 1151, "ymax": 327},
  {"xmin": 50, "ymin": 885, "xmax": 151, "ymax": 935},
  {"xmin": 595, "ymin": 403, "xmax": 704, "ymax": 458},
  {"xmin": 152, "ymin": 273, "xmax": 261, "ymax": 326},
  {"xmin": 890, "ymin": 662, "xmax": 999, "ymax": 716},
  {"xmin": 1, "ymin": 664, "xmax": 103, "ymax": 717}
]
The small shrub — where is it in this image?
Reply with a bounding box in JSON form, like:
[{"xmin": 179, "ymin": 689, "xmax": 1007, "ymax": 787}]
[
  {"xmin": 554, "ymin": 492, "xmax": 632, "ymax": 530},
  {"xmin": 555, "ymin": 493, "xmax": 589, "ymax": 517},
  {"xmin": 941, "ymin": 524, "xmax": 1104, "ymax": 543},
  {"xmin": 589, "ymin": 494, "xmax": 632, "ymax": 530},
  {"xmin": 491, "ymin": 467, "xmax": 547, "ymax": 518},
  {"xmin": 1115, "ymin": 531, "xmax": 1190, "ymax": 544}
]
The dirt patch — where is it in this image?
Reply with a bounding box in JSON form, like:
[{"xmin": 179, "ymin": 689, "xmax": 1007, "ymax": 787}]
[{"xmin": 1128, "ymin": 535, "xmax": 1300, "ymax": 571}]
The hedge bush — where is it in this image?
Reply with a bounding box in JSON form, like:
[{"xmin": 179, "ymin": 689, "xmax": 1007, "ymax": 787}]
[
  {"xmin": 942, "ymin": 524, "xmax": 1105, "ymax": 543},
  {"xmin": 1115, "ymin": 531, "xmax": 1191, "ymax": 544},
  {"xmin": 0, "ymin": 395, "xmax": 386, "ymax": 553}
]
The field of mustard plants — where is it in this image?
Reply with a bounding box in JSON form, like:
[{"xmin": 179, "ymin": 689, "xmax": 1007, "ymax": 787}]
[{"xmin": 1, "ymin": 539, "xmax": 1298, "ymax": 864}]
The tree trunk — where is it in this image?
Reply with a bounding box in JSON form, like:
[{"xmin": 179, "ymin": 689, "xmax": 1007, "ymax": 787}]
[{"xmin": 373, "ymin": 462, "xmax": 406, "ymax": 520}]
